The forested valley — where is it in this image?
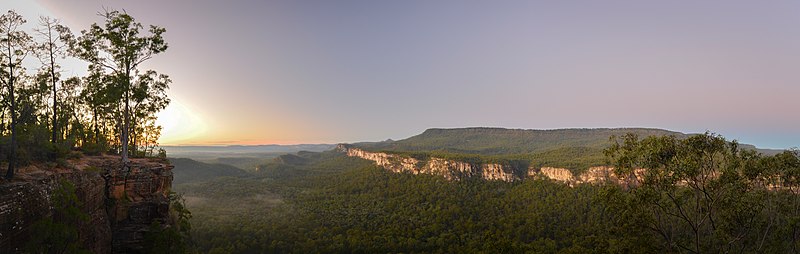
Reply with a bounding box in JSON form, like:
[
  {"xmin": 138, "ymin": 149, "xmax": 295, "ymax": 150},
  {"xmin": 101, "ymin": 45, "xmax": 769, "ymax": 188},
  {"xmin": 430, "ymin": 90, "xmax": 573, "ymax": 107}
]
[{"xmin": 177, "ymin": 132, "xmax": 800, "ymax": 253}]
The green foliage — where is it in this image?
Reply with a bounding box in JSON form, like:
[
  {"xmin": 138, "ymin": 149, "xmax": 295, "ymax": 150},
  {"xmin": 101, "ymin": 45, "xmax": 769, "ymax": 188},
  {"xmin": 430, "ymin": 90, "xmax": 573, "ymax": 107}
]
[
  {"xmin": 361, "ymin": 127, "xmax": 686, "ymax": 155},
  {"xmin": 73, "ymin": 9, "xmax": 170, "ymax": 162},
  {"xmin": 255, "ymin": 150, "xmax": 373, "ymax": 182},
  {"xmin": 25, "ymin": 180, "xmax": 90, "ymax": 254},
  {"xmin": 605, "ymin": 132, "xmax": 800, "ymax": 253},
  {"xmin": 185, "ymin": 151, "xmax": 653, "ymax": 253},
  {"xmin": 143, "ymin": 222, "xmax": 188, "ymax": 254},
  {"xmin": 182, "ymin": 136, "xmax": 800, "ymax": 253},
  {"xmin": 169, "ymin": 158, "xmax": 250, "ymax": 185},
  {"xmin": 80, "ymin": 134, "xmax": 110, "ymax": 156},
  {"xmin": 142, "ymin": 192, "xmax": 192, "ymax": 254},
  {"xmin": 170, "ymin": 192, "xmax": 192, "ymax": 232}
]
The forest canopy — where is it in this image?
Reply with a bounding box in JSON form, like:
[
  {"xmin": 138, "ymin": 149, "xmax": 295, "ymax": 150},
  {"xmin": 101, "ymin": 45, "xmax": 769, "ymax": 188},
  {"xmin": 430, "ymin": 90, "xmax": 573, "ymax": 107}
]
[{"xmin": 181, "ymin": 133, "xmax": 800, "ymax": 253}]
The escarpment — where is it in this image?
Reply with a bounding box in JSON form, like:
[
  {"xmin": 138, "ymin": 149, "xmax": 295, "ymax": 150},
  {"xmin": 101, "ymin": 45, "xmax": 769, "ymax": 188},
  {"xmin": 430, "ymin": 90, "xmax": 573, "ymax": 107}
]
[
  {"xmin": 341, "ymin": 145, "xmax": 519, "ymax": 181},
  {"xmin": 0, "ymin": 156, "xmax": 174, "ymax": 253},
  {"xmin": 344, "ymin": 147, "xmax": 420, "ymax": 173},
  {"xmin": 338, "ymin": 144, "xmax": 640, "ymax": 185}
]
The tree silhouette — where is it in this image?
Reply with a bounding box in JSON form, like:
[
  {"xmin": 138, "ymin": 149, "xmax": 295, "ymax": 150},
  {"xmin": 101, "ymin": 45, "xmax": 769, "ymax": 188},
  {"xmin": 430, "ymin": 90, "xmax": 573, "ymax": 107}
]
[
  {"xmin": 0, "ymin": 10, "xmax": 32, "ymax": 179},
  {"xmin": 73, "ymin": 10, "xmax": 167, "ymax": 164}
]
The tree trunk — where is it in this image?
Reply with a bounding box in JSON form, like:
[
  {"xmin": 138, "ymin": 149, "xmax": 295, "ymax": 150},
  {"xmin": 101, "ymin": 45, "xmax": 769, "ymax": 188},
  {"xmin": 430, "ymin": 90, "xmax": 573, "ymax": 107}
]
[
  {"xmin": 5, "ymin": 52, "xmax": 16, "ymax": 180},
  {"xmin": 1, "ymin": 108, "xmax": 5, "ymax": 135},
  {"xmin": 121, "ymin": 71, "xmax": 130, "ymax": 164},
  {"xmin": 50, "ymin": 47, "xmax": 57, "ymax": 144},
  {"xmin": 131, "ymin": 114, "xmax": 137, "ymax": 157},
  {"xmin": 93, "ymin": 108, "xmax": 99, "ymax": 143}
]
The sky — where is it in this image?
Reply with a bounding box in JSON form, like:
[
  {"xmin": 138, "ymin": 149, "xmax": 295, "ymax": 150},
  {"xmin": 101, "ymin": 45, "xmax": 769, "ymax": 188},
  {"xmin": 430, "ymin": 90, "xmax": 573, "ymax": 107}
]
[{"xmin": 5, "ymin": 0, "xmax": 800, "ymax": 149}]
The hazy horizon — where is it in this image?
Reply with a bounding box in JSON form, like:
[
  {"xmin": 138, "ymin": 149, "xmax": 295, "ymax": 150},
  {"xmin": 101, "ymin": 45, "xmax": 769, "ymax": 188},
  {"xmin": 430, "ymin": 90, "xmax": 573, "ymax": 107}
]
[{"xmin": 8, "ymin": 0, "xmax": 800, "ymax": 149}]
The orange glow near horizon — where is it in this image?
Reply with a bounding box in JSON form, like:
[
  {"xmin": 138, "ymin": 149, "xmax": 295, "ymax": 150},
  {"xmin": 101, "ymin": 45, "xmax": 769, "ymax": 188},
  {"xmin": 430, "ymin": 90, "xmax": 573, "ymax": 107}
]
[
  {"xmin": 18, "ymin": 0, "xmax": 800, "ymax": 149},
  {"xmin": 156, "ymin": 98, "xmax": 210, "ymax": 145},
  {"xmin": 161, "ymin": 139, "xmax": 331, "ymax": 147},
  {"xmin": 154, "ymin": 97, "xmax": 336, "ymax": 146}
]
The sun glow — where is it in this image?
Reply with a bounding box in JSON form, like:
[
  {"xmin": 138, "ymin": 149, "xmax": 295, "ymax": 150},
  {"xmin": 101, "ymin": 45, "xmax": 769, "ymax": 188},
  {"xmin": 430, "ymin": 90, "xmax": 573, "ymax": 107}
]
[{"xmin": 155, "ymin": 99, "xmax": 208, "ymax": 145}]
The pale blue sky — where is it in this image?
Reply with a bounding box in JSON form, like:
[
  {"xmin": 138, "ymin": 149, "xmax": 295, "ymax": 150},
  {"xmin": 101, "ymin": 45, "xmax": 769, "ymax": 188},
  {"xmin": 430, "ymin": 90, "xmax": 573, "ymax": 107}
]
[{"xmin": 7, "ymin": 0, "xmax": 800, "ymax": 148}]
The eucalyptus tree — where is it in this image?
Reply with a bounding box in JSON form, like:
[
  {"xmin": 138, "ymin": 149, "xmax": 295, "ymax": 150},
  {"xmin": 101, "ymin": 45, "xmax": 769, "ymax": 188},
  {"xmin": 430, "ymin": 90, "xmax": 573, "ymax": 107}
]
[
  {"xmin": 605, "ymin": 133, "xmax": 776, "ymax": 253},
  {"xmin": 73, "ymin": 10, "xmax": 167, "ymax": 164},
  {"xmin": 79, "ymin": 66, "xmax": 117, "ymax": 144},
  {"xmin": 33, "ymin": 16, "xmax": 73, "ymax": 144},
  {"xmin": 130, "ymin": 70, "xmax": 170, "ymax": 154},
  {"xmin": 0, "ymin": 10, "xmax": 33, "ymax": 179}
]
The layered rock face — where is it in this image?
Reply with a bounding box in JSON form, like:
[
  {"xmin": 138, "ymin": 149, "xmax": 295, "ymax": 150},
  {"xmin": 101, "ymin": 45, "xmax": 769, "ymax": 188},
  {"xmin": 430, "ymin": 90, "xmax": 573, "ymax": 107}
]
[
  {"xmin": 537, "ymin": 167, "xmax": 575, "ymax": 183},
  {"xmin": 338, "ymin": 145, "xmax": 640, "ymax": 185},
  {"xmin": 343, "ymin": 147, "xmax": 419, "ymax": 173},
  {"xmin": 0, "ymin": 169, "xmax": 111, "ymax": 253},
  {"xmin": 478, "ymin": 163, "xmax": 517, "ymax": 182},
  {"xmin": 339, "ymin": 145, "xmax": 520, "ymax": 181},
  {"xmin": 103, "ymin": 158, "xmax": 174, "ymax": 253},
  {"xmin": 0, "ymin": 156, "xmax": 173, "ymax": 253}
]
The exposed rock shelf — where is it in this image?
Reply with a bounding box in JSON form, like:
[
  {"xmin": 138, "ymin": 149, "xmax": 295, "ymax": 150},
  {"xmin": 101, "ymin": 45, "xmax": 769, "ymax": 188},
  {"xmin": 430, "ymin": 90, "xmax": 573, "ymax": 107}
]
[
  {"xmin": 0, "ymin": 156, "xmax": 174, "ymax": 253},
  {"xmin": 338, "ymin": 144, "xmax": 639, "ymax": 185}
]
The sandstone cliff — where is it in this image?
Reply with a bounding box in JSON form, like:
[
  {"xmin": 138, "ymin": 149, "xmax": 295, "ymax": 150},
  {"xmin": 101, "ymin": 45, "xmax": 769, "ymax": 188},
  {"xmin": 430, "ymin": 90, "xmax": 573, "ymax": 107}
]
[
  {"xmin": 340, "ymin": 145, "xmax": 520, "ymax": 181},
  {"xmin": 338, "ymin": 144, "xmax": 641, "ymax": 185},
  {"xmin": 0, "ymin": 155, "xmax": 174, "ymax": 253}
]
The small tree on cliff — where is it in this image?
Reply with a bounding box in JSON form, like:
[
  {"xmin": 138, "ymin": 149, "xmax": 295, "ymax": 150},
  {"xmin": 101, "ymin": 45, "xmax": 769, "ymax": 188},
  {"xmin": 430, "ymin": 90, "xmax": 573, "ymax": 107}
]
[{"xmin": 73, "ymin": 10, "xmax": 167, "ymax": 164}]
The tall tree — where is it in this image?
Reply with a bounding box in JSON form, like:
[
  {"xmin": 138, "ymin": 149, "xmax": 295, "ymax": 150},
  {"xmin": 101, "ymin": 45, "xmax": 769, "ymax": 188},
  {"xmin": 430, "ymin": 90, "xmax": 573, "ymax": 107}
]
[
  {"xmin": 33, "ymin": 16, "xmax": 73, "ymax": 144},
  {"xmin": 0, "ymin": 10, "xmax": 32, "ymax": 179},
  {"xmin": 73, "ymin": 10, "xmax": 167, "ymax": 164},
  {"xmin": 130, "ymin": 70, "xmax": 170, "ymax": 154}
]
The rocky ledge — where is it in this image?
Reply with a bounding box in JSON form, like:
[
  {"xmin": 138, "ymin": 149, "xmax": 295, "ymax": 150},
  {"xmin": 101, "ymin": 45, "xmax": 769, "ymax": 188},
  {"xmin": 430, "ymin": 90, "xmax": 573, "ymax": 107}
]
[{"xmin": 0, "ymin": 155, "xmax": 174, "ymax": 253}]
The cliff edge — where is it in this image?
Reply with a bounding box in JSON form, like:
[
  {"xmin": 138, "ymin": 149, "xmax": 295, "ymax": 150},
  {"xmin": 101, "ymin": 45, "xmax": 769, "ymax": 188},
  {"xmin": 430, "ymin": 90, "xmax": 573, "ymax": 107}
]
[
  {"xmin": 337, "ymin": 144, "xmax": 642, "ymax": 185},
  {"xmin": 0, "ymin": 155, "xmax": 174, "ymax": 253}
]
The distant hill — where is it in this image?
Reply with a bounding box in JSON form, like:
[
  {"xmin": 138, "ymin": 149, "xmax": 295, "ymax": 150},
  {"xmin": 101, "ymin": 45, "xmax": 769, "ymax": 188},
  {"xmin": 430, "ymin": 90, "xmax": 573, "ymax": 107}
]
[
  {"xmin": 349, "ymin": 127, "xmax": 785, "ymax": 172},
  {"xmin": 207, "ymin": 157, "xmax": 271, "ymax": 171},
  {"xmin": 273, "ymin": 154, "xmax": 311, "ymax": 166},
  {"xmin": 256, "ymin": 151, "xmax": 374, "ymax": 180},
  {"xmin": 356, "ymin": 127, "xmax": 688, "ymax": 155},
  {"xmin": 169, "ymin": 158, "xmax": 251, "ymax": 184}
]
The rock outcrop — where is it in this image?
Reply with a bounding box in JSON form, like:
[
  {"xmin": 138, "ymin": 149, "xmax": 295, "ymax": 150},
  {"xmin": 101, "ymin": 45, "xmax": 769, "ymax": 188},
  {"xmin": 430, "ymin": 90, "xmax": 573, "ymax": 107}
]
[
  {"xmin": 340, "ymin": 145, "xmax": 521, "ymax": 181},
  {"xmin": 104, "ymin": 158, "xmax": 174, "ymax": 253},
  {"xmin": 338, "ymin": 144, "xmax": 642, "ymax": 185},
  {"xmin": 480, "ymin": 163, "xmax": 517, "ymax": 182},
  {"xmin": 343, "ymin": 147, "xmax": 420, "ymax": 174},
  {"xmin": 537, "ymin": 167, "xmax": 575, "ymax": 183},
  {"xmin": 0, "ymin": 169, "xmax": 111, "ymax": 253},
  {"xmin": 0, "ymin": 156, "xmax": 174, "ymax": 253}
]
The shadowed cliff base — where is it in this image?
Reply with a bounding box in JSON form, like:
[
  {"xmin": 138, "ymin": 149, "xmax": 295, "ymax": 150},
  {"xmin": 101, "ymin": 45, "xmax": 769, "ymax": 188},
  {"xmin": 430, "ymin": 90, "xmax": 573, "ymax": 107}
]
[{"xmin": 0, "ymin": 155, "xmax": 177, "ymax": 253}]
